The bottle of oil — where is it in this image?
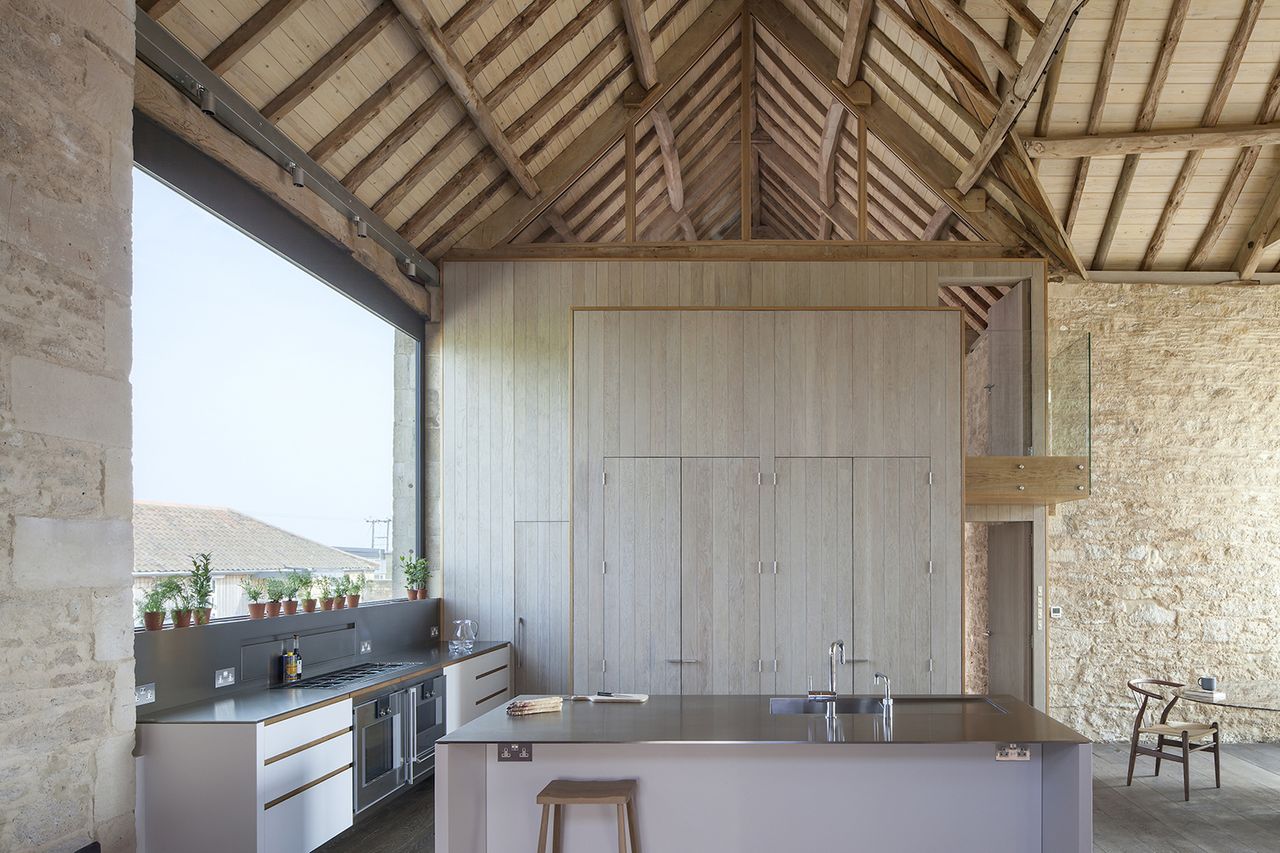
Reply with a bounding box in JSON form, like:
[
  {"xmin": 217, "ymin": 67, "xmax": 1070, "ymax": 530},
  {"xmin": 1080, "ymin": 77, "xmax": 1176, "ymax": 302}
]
[
  {"xmin": 292, "ymin": 634, "xmax": 303, "ymax": 681},
  {"xmin": 281, "ymin": 635, "xmax": 301, "ymax": 684}
]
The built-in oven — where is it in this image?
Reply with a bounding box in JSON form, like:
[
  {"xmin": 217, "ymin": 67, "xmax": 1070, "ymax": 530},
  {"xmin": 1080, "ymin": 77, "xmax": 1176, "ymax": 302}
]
[
  {"xmin": 354, "ymin": 691, "xmax": 405, "ymax": 814},
  {"xmin": 407, "ymin": 674, "xmax": 446, "ymax": 783}
]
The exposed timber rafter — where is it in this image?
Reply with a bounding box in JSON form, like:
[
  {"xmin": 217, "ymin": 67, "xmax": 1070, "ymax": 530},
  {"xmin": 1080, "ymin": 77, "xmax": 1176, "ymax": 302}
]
[
  {"xmin": 1092, "ymin": 0, "xmax": 1190, "ymax": 269},
  {"xmin": 816, "ymin": 0, "xmax": 872, "ymax": 240},
  {"xmin": 955, "ymin": 0, "xmax": 1086, "ymax": 194},
  {"xmin": 391, "ymin": 0, "xmax": 540, "ymax": 196},
  {"xmin": 1233, "ymin": 174, "xmax": 1280, "ymax": 279},
  {"xmin": 457, "ymin": 0, "xmax": 741, "ymax": 249},
  {"xmin": 1028, "ymin": 121, "xmax": 1280, "ymax": 160}
]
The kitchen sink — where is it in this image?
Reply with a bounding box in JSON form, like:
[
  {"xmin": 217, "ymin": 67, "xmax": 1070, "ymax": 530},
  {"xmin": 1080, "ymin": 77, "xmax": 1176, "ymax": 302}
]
[{"xmin": 769, "ymin": 697, "xmax": 886, "ymax": 715}]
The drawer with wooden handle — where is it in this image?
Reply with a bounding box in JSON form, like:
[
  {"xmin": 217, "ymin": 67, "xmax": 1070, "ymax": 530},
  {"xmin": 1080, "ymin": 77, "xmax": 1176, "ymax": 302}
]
[
  {"xmin": 262, "ymin": 728, "xmax": 351, "ymax": 805},
  {"xmin": 263, "ymin": 766, "xmax": 353, "ymax": 853},
  {"xmin": 262, "ymin": 698, "xmax": 352, "ymax": 762}
]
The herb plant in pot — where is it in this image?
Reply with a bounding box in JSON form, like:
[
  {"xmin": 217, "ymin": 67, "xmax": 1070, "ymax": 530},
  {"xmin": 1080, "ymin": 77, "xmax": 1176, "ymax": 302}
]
[
  {"xmin": 332, "ymin": 576, "xmax": 350, "ymax": 609},
  {"xmin": 170, "ymin": 578, "xmax": 196, "ymax": 628},
  {"xmin": 401, "ymin": 552, "xmax": 429, "ymax": 599},
  {"xmin": 282, "ymin": 575, "xmax": 300, "ymax": 616},
  {"xmin": 189, "ymin": 552, "xmax": 215, "ymax": 624},
  {"xmin": 138, "ymin": 580, "xmax": 177, "ymax": 630},
  {"xmin": 264, "ymin": 578, "xmax": 287, "ymax": 617},
  {"xmin": 317, "ymin": 576, "xmax": 335, "ymax": 611},
  {"xmin": 241, "ymin": 578, "xmax": 267, "ymax": 619},
  {"xmin": 291, "ymin": 569, "xmax": 316, "ymax": 612},
  {"xmin": 346, "ymin": 573, "xmax": 364, "ymax": 609}
]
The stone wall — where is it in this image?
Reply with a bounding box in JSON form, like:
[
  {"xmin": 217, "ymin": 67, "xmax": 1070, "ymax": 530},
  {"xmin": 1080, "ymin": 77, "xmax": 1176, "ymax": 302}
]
[
  {"xmin": 1049, "ymin": 280, "xmax": 1280, "ymax": 742},
  {"xmin": 965, "ymin": 334, "xmax": 991, "ymax": 692},
  {"xmin": 0, "ymin": 0, "xmax": 137, "ymax": 849}
]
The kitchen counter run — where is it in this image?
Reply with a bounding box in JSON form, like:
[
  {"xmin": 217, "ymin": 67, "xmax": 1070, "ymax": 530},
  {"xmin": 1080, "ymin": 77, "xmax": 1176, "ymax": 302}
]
[
  {"xmin": 439, "ymin": 693, "xmax": 1089, "ymax": 745},
  {"xmin": 138, "ymin": 640, "xmax": 508, "ymax": 724}
]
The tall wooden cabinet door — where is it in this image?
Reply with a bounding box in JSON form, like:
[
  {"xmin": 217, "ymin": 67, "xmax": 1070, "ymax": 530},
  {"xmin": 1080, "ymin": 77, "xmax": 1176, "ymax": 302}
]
[
  {"xmin": 680, "ymin": 458, "xmax": 762, "ymax": 694},
  {"xmin": 602, "ymin": 458, "xmax": 682, "ymax": 694},
  {"xmin": 853, "ymin": 458, "xmax": 933, "ymax": 692},
  {"xmin": 772, "ymin": 458, "xmax": 854, "ymax": 695}
]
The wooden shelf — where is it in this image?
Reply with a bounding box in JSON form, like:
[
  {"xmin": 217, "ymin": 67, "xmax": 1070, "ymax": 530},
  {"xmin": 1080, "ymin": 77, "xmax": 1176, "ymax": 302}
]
[{"xmin": 965, "ymin": 456, "xmax": 1089, "ymax": 506}]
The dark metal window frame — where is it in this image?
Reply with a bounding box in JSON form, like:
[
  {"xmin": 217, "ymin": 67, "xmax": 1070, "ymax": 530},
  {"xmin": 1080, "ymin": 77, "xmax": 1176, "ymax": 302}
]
[{"xmin": 132, "ymin": 113, "xmax": 427, "ymax": 571}]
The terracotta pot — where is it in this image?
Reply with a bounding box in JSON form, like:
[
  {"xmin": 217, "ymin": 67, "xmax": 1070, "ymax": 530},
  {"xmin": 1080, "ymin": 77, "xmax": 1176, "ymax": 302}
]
[
  {"xmin": 284, "ymin": 600, "xmax": 298, "ymax": 616},
  {"xmin": 248, "ymin": 602, "xmax": 267, "ymax": 619},
  {"xmin": 142, "ymin": 611, "xmax": 165, "ymax": 631},
  {"xmin": 302, "ymin": 599, "xmax": 317, "ymax": 613},
  {"xmin": 195, "ymin": 607, "xmax": 212, "ymax": 625},
  {"xmin": 320, "ymin": 598, "xmax": 334, "ymax": 611},
  {"xmin": 265, "ymin": 601, "xmax": 282, "ymax": 618},
  {"xmin": 418, "ymin": 586, "xmax": 429, "ymax": 598},
  {"xmin": 172, "ymin": 609, "xmax": 194, "ymax": 628},
  {"xmin": 333, "ymin": 596, "xmax": 346, "ymax": 610},
  {"xmin": 407, "ymin": 588, "xmax": 420, "ymax": 601},
  {"xmin": 346, "ymin": 595, "xmax": 360, "ymax": 609}
]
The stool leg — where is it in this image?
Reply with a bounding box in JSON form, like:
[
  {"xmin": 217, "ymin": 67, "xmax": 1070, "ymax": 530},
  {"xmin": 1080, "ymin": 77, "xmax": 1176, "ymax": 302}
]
[
  {"xmin": 626, "ymin": 799, "xmax": 641, "ymax": 853},
  {"xmin": 1213, "ymin": 725, "xmax": 1222, "ymax": 789},
  {"xmin": 616, "ymin": 804, "xmax": 627, "ymax": 853},
  {"xmin": 1182, "ymin": 732, "xmax": 1191, "ymax": 802},
  {"xmin": 553, "ymin": 804, "xmax": 564, "ymax": 853},
  {"xmin": 537, "ymin": 804, "xmax": 550, "ymax": 853}
]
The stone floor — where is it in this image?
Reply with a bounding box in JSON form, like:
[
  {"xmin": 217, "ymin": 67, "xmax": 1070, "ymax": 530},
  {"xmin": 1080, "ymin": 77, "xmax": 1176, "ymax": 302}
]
[{"xmin": 321, "ymin": 745, "xmax": 1280, "ymax": 852}]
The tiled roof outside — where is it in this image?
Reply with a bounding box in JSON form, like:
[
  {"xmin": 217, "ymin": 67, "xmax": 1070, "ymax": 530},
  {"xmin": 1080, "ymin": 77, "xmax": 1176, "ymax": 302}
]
[{"xmin": 133, "ymin": 501, "xmax": 378, "ymax": 576}]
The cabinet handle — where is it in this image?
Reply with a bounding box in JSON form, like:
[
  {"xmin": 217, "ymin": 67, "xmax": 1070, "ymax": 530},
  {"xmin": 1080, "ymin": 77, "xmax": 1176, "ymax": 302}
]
[{"xmin": 666, "ymin": 659, "xmax": 701, "ymax": 664}]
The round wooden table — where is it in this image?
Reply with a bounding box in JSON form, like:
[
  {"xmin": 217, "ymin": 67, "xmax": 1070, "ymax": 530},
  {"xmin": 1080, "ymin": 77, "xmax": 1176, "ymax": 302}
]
[{"xmin": 1175, "ymin": 682, "xmax": 1280, "ymax": 713}]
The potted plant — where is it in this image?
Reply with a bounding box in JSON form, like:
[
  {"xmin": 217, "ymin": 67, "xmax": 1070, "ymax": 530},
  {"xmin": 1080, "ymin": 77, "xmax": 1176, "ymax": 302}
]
[
  {"xmin": 282, "ymin": 574, "xmax": 300, "ymax": 616},
  {"xmin": 316, "ymin": 576, "xmax": 335, "ymax": 611},
  {"xmin": 346, "ymin": 573, "xmax": 365, "ymax": 609},
  {"xmin": 290, "ymin": 569, "xmax": 316, "ymax": 612},
  {"xmin": 189, "ymin": 552, "xmax": 214, "ymax": 624},
  {"xmin": 138, "ymin": 579, "xmax": 177, "ymax": 630},
  {"xmin": 332, "ymin": 576, "xmax": 350, "ymax": 609},
  {"xmin": 170, "ymin": 578, "xmax": 196, "ymax": 628},
  {"xmin": 401, "ymin": 552, "xmax": 429, "ymax": 599},
  {"xmin": 240, "ymin": 578, "xmax": 267, "ymax": 619},
  {"xmin": 264, "ymin": 578, "xmax": 287, "ymax": 617}
]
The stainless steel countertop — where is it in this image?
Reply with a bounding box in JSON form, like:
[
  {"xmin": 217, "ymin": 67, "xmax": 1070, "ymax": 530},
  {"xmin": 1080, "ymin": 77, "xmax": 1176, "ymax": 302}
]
[
  {"xmin": 137, "ymin": 640, "xmax": 508, "ymax": 725},
  {"xmin": 439, "ymin": 693, "xmax": 1090, "ymax": 745}
]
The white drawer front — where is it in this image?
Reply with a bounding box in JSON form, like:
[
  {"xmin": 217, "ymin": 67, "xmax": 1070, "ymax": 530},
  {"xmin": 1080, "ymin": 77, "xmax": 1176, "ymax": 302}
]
[
  {"xmin": 263, "ymin": 730, "xmax": 352, "ymax": 805},
  {"xmin": 263, "ymin": 699, "xmax": 352, "ymax": 761},
  {"xmin": 471, "ymin": 658, "xmax": 511, "ymax": 706},
  {"xmin": 263, "ymin": 766, "xmax": 353, "ymax": 853},
  {"xmin": 445, "ymin": 646, "xmax": 511, "ymax": 732}
]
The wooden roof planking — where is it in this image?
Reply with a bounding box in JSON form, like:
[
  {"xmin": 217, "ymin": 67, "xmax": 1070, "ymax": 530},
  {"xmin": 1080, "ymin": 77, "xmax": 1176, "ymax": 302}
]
[{"xmin": 140, "ymin": 0, "xmax": 1280, "ymax": 278}]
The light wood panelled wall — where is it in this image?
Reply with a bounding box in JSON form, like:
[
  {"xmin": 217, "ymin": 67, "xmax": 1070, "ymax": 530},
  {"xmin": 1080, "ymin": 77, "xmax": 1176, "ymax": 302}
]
[{"xmin": 442, "ymin": 258, "xmax": 1043, "ymax": 695}]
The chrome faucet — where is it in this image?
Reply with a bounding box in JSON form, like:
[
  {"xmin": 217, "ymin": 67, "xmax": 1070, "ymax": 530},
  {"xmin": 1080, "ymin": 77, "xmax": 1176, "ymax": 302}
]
[
  {"xmin": 806, "ymin": 640, "xmax": 846, "ymax": 720},
  {"xmin": 874, "ymin": 671, "xmax": 893, "ymax": 709}
]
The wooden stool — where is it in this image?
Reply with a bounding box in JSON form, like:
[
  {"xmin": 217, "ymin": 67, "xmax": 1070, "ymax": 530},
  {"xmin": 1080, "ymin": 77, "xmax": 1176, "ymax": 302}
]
[{"xmin": 535, "ymin": 779, "xmax": 640, "ymax": 853}]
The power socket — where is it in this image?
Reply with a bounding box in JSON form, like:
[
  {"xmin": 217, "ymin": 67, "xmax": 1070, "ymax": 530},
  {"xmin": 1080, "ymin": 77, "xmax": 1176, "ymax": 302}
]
[
  {"xmin": 215, "ymin": 667, "xmax": 236, "ymax": 688},
  {"xmin": 360, "ymin": 641, "xmax": 372, "ymax": 654},
  {"xmin": 498, "ymin": 742, "xmax": 533, "ymax": 762},
  {"xmin": 429, "ymin": 626, "xmax": 439, "ymax": 638},
  {"xmin": 135, "ymin": 683, "xmax": 156, "ymax": 705}
]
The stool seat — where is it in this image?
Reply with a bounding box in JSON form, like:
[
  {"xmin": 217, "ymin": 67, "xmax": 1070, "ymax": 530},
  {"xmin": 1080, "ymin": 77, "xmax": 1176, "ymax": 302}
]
[
  {"xmin": 537, "ymin": 779, "xmax": 637, "ymax": 806},
  {"xmin": 536, "ymin": 778, "xmax": 640, "ymax": 853}
]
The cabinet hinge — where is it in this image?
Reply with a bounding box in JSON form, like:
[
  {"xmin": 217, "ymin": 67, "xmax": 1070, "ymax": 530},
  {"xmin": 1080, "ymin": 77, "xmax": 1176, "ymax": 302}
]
[
  {"xmin": 602, "ymin": 660, "xmax": 607, "ymax": 673},
  {"xmin": 773, "ymin": 560, "xmax": 779, "ymax": 575},
  {"xmin": 757, "ymin": 659, "xmax": 763, "ymax": 673},
  {"xmin": 773, "ymin": 659, "xmax": 779, "ymax": 673},
  {"xmin": 928, "ymin": 658, "xmax": 934, "ymax": 673},
  {"xmin": 602, "ymin": 561, "xmax": 607, "ymax": 575},
  {"xmin": 927, "ymin": 560, "xmax": 934, "ymax": 575},
  {"xmin": 756, "ymin": 471, "xmax": 762, "ymax": 486},
  {"xmin": 757, "ymin": 561, "xmax": 763, "ymax": 575},
  {"xmin": 602, "ymin": 471, "xmax": 607, "ymax": 486},
  {"xmin": 927, "ymin": 471, "xmax": 934, "ymax": 485},
  {"xmin": 772, "ymin": 472, "xmax": 778, "ymax": 485}
]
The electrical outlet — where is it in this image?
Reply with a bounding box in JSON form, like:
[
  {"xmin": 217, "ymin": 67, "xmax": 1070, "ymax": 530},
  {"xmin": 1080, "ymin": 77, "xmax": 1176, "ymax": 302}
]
[
  {"xmin": 360, "ymin": 641, "xmax": 372, "ymax": 654},
  {"xmin": 135, "ymin": 683, "xmax": 156, "ymax": 706},
  {"xmin": 215, "ymin": 667, "xmax": 236, "ymax": 688},
  {"xmin": 498, "ymin": 742, "xmax": 533, "ymax": 762},
  {"xmin": 996, "ymin": 744, "xmax": 1031, "ymax": 762},
  {"xmin": 429, "ymin": 626, "xmax": 439, "ymax": 639}
]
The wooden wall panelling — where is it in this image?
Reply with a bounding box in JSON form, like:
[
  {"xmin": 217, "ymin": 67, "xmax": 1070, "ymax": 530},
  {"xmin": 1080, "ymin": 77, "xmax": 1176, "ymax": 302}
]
[
  {"xmin": 751, "ymin": 311, "xmax": 778, "ymax": 695},
  {"xmin": 773, "ymin": 457, "xmax": 855, "ymax": 694},
  {"xmin": 442, "ymin": 261, "xmax": 514, "ymax": 639},
  {"xmin": 986, "ymin": 280, "xmax": 1031, "ymax": 456},
  {"xmin": 514, "ymin": 522, "xmax": 570, "ymax": 694},
  {"xmin": 602, "ymin": 457, "xmax": 682, "ymax": 695},
  {"xmin": 680, "ymin": 458, "xmax": 762, "ymax": 694},
  {"xmin": 931, "ymin": 310, "xmax": 963, "ymax": 692},
  {"xmin": 514, "ymin": 260, "xmax": 570, "ymax": 521},
  {"xmin": 853, "ymin": 457, "xmax": 933, "ymax": 693}
]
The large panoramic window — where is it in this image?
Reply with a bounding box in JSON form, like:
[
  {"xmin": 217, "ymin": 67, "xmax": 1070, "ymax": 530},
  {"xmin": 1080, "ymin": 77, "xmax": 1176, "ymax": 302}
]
[{"xmin": 131, "ymin": 168, "xmax": 420, "ymax": 622}]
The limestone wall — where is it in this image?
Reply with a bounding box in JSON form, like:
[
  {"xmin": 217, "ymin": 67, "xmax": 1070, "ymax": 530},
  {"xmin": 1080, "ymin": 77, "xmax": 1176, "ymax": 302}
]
[
  {"xmin": 1049, "ymin": 280, "xmax": 1280, "ymax": 742},
  {"xmin": 0, "ymin": 0, "xmax": 137, "ymax": 848}
]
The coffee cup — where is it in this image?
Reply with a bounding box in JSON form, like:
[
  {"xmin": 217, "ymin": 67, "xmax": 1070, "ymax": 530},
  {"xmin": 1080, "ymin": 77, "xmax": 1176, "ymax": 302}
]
[{"xmin": 1197, "ymin": 676, "xmax": 1217, "ymax": 691}]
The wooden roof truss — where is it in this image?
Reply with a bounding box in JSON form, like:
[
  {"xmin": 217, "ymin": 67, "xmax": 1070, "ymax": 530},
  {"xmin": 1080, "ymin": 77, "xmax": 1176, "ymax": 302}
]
[{"xmin": 140, "ymin": 0, "xmax": 1280, "ymax": 285}]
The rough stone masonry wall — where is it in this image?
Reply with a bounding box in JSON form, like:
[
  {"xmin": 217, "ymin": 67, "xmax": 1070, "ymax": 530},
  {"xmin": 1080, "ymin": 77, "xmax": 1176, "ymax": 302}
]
[
  {"xmin": 0, "ymin": 0, "xmax": 137, "ymax": 849},
  {"xmin": 1049, "ymin": 280, "xmax": 1280, "ymax": 742}
]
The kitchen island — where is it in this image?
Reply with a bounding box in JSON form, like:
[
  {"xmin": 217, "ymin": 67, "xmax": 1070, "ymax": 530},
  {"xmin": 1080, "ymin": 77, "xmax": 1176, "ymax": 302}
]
[{"xmin": 437, "ymin": 694, "xmax": 1091, "ymax": 853}]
